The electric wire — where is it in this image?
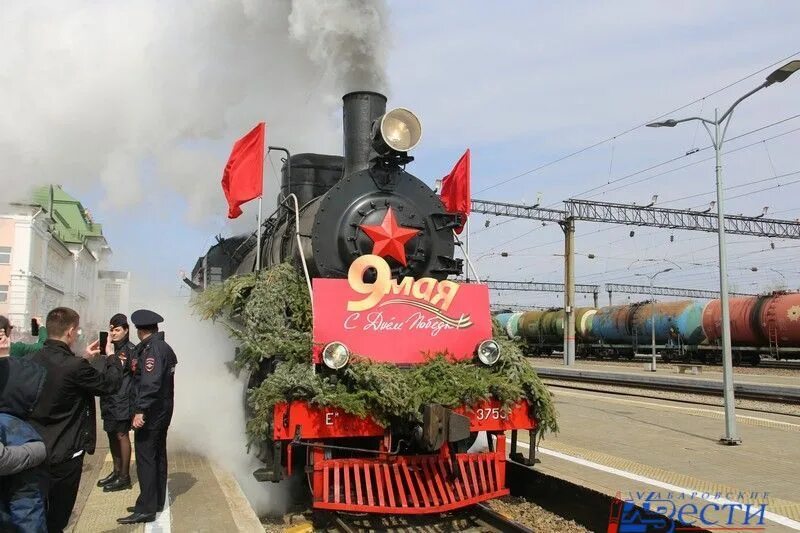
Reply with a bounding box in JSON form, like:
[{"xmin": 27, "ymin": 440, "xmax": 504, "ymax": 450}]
[
  {"xmin": 577, "ymin": 116, "xmax": 800, "ymax": 199},
  {"xmin": 471, "ymin": 119, "xmax": 800, "ymax": 248},
  {"xmin": 476, "ymin": 49, "xmax": 800, "ymax": 195}
]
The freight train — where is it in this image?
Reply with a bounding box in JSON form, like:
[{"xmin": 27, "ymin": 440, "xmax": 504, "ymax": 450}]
[
  {"xmin": 497, "ymin": 292, "xmax": 800, "ymax": 365},
  {"xmin": 192, "ymin": 92, "xmax": 538, "ymax": 515}
]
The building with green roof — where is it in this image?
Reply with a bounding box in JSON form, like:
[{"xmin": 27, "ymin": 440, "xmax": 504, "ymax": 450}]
[
  {"xmin": 0, "ymin": 185, "xmax": 124, "ymax": 342},
  {"xmin": 31, "ymin": 185, "xmax": 105, "ymax": 246}
]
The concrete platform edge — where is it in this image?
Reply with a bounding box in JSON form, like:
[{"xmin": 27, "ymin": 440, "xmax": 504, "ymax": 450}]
[{"xmin": 209, "ymin": 461, "xmax": 264, "ymax": 532}]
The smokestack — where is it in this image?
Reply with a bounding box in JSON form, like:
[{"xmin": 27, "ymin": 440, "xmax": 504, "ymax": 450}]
[{"xmin": 342, "ymin": 91, "xmax": 387, "ymax": 177}]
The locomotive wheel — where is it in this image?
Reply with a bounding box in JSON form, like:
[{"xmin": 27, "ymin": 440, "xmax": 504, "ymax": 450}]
[
  {"xmin": 733, "ymin": 352, "xmax": 743, "ymax": 366},
  {"xmin": 661, "ymin": 353, "xmax": 672, "ymax": 364}
]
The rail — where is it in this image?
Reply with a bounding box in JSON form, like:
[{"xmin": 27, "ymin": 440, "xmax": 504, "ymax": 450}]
[{"xmin": 534, "ymin": 367, "xmax": 800, "ymax": 403}]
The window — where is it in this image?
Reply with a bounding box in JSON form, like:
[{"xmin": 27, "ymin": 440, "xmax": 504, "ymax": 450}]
[
  {"xmin": 0, "ymin": 285, "xmax": 8, "ymax": 303},
  {"xmin": 0, "ymin": 247, "xmax": 10, "ymax": 264}
]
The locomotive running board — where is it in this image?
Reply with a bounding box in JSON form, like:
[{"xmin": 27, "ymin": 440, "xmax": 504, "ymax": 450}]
[{"xmin": 312, "ymin": 448, "xmax": 509, "ymax": 514}]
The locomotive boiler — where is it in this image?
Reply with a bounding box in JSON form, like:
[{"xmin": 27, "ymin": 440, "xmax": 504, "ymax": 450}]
[{"xmin": 229, "ymin": 91, "xmax": 462, "ymax": 282}]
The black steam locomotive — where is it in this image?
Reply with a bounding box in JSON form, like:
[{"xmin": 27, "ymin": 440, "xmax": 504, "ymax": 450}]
[
  {"xmin": 194, "ymin": 91, "xmax": 463, "ymax": 285},
  {"xmin": 191, "ymin": 92, "xmax": 539, "ymax": 515}
]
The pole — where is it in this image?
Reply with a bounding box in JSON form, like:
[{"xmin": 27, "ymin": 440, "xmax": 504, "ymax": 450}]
[
  {"xmin": 255, "ymin": 197, "xmax": 263, "ymax": 271},
  {"xmin": 563, "ymin": 218, "xmax": 576, "ymax": 366},
  {"xmin": 650, "ymin": 277, "xmax": 656, "ymax": 372},
  {"xmin": 465, "ymin": 218, "xmax": 471, "ymax": 282},
  {"xmin": 715, "ymin": 107, "xmax": 740, "ymax": 445},
  {"xmin": 608, "ymin": 290, "xmax": 612, "ymax": 306},
  {"xmin": 455, "ymin": 229, "xmax": 481, "ymax": 283}
]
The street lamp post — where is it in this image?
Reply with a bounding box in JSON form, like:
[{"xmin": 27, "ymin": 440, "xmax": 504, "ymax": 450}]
[
  {"xmin": 635, "ymin": 268, "xmax": 672, "ymax": 372},
  {"xmin": 647, "ymin": 60, "xmax": 800, "ymax": 445}
]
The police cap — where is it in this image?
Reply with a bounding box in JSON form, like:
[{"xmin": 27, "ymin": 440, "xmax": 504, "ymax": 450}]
[{"xmin": 130, "ymin": 309, "xmax": 164, "ymax": 328}]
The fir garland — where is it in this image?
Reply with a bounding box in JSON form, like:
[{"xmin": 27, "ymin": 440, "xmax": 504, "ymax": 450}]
[{"xmin": 194, "ymin": 264, "xmax": 558, "ymax": 442}]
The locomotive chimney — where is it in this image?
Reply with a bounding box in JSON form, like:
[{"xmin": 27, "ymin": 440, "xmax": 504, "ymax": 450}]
[{"xmin": 342, "ymin": 91, "xmax": 387, "ymax": 177}]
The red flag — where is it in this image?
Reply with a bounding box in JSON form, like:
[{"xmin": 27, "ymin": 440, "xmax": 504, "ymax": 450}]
[
  {"xmin": 439, "ymin": 149, "xmax": 471, "ymax": 234},
  {"xmin": 221, "ymin": 123, "xmax": 265, "ymax": 219}
]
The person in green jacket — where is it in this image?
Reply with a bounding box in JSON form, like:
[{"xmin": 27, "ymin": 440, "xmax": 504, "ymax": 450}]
[{"xmin": 0, "ymin": 315, "xmax": 47, "ymax": 358}]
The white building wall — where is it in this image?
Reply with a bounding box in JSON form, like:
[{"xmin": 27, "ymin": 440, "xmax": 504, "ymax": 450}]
[
  {"xmin": 0, "ymin": 204, "xmax": 119, "ymax": 339},
  {"xmin": 96, "ymin": 271, "xmax": 131, "ymax": 323},
  {"xmin": 7, "ymin": 209, "xmax": 40, "ymax": 335}
]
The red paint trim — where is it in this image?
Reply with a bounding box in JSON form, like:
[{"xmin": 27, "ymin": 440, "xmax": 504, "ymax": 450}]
[{"xmin": 273, "ymin": 398, "xmax": 536, "ymax": 441}]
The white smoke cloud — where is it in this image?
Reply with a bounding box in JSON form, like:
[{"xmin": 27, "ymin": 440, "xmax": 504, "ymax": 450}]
[
  {"xmin": 0, "ymin": 0, "xmax": 390, "ymax": 226},
  {"xmin": 3, "ymin": 0, "xmax": 391, "ymax": 512},
  {"xmin": 144, "ymin": 294, "xmax": 289, "ymax": 516}
]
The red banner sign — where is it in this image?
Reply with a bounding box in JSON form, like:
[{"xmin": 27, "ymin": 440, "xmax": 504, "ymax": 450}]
[{"xmin": 313, "ymin": 255, "xmax": 491, "ymax": 364}]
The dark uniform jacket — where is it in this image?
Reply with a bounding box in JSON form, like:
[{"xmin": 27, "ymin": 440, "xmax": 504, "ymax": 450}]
[
  {"xmin": 99, "ymin": 339, "xmax": 135, "ymax": 422},
  {"xmin": 26, "ymin": 340, "xmax": 122, "ymax": 465},
  {"xmin": 132, "ymin": 333, "xmax": 177, "ymax": 430}
]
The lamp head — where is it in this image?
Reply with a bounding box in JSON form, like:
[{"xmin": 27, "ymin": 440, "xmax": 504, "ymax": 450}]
[
  {"xmin": 646, "ymin": 119, "xmax": 677, "ymax": 128},
  {"xmin": 765, "ymin": 60, "xmax": 800, "ymax": 85}
]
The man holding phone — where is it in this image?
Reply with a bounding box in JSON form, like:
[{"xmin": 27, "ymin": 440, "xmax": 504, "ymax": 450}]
[
  {"xmin": 0, "ymin": 316, "xmax": 47, "ymax": 358},
  {"xmin": 25, "ymin": 307, "xmax": 122, "ymax": 532},
  {"xmin": 96, "ymin": 314, "xmax": 135, "ymax": 492}
]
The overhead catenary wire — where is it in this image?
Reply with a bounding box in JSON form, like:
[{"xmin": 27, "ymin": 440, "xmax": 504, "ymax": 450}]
[
  {"xmin": 476, "ymin": 49, "xmax": 800, "ymax": 195},
  {"xmin": 471, "ymin": 118, "xmax": 800, "ymax": 247},
  {"xmin": 577, "ymin": 116, "xmax": 800, "ymax": 200}
]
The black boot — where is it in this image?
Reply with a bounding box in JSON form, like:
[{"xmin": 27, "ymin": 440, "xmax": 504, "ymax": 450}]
[
  {"xmin": 127, "ymin": 505, "xmax": 162, "ymax": 513},
  {"xmin": 97, "ymin": 471, "xmax": 118, "ymax": 487},
  {"xmin": 103, "ymin": 476, "xmax": 132, "ymax": 492},
  {"xmin": 117, "ymin": 512, "xmax": 156, "ymax": 524}
]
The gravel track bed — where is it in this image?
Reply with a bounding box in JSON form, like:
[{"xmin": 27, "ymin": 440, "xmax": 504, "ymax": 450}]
[
  {"xmin": 487, "ymin": 496, "xmax": 590, "ymax": 532},
  {"xmin": 544, "ymin": 379, "xmax": 800, "ymax": 416},
  {"xmin": 528, "ymin": 356, "xmax": 799, "ymax": 377},
  {"xmin": 262, "ymin": 498, "xmax": 591, "ymax": 531}
]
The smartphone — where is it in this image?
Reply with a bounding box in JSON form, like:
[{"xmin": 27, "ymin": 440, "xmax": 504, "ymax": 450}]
[
  {"xmin": 99, "ymin": 331, "xmax": 109, "ymax": 355},
  {"xmin": 31, "ymin": 318, "xmax": 39, "ymax": 337}
]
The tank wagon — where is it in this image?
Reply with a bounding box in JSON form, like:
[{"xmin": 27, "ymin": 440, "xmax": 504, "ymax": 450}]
[{"xmin": 501, "ymin": 292, "xmax": 800, "ymax": 364}]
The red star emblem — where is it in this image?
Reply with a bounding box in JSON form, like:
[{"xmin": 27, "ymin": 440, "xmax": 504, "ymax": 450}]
[{"xmin": 359, "ymin": 207, "xmax": 421, "ymax": 266}]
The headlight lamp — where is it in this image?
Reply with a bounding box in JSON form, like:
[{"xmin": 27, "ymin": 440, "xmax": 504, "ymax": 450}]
[
  {"xmin": 476, "ymin": 339, "xmax": 501, "ymax": 366},
  {"xmin": 373, "ymin": 107, "xmax": 422, "ymax": 154},
  {"xmin": 322, "ymin": 342, "xmax": 350, "ymax": 370}
]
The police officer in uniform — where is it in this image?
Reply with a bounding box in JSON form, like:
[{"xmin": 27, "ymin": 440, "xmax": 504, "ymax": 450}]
[
  {"xmin": 97, "ymin": 313, "xmax": 135, "ymax": 492},
  {"xmin": 117, "ymin": 309, "xmax": 177, "ymax": 525}
]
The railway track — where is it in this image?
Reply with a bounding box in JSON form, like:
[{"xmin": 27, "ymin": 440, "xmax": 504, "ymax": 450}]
[
  {"xmin": 528, "ymin": 354, "xmax": 800, "ymax": 371},
  {"xmin": 535, "ymin": 366, "xmax": 800, "ymax": 403},
  {"xmin": 325, "ymin": 502, "xmax": 535, "ymax": 532},
  {"xmin": 760, "ymin": 359, "xmax": 800, "ymax": 370}
]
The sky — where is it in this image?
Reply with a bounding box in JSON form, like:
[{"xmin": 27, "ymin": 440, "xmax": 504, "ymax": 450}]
[{"xmin": 4, "ymin": 0, "xmax": 800, "ymax": 309}]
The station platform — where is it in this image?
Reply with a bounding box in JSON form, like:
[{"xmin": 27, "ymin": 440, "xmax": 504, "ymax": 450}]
[
  {"xmin": 66, "ymin": 442, "xmax": 263, "ymax": 532},
  {"xmin": 515, "ymin": 384, "xmax": 800, "ymax": 531},
  {"xmin": 532, "ymin": 358, "xmax": 800, "ymax": 388}
]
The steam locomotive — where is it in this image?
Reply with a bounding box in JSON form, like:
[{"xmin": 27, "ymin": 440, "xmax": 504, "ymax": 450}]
[
  {"xmin": 192, "ymin": 92, "xmax": 538, "ymax": 514},
  {"xmin": 498, "ymin": 292, "xmax": 800, "ymax": 364}
]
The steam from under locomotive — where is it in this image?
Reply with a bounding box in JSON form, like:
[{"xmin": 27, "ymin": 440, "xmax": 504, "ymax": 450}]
[{"xmin": 149, "ymin": 295, "xmax": 289, "ymax": 515}]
